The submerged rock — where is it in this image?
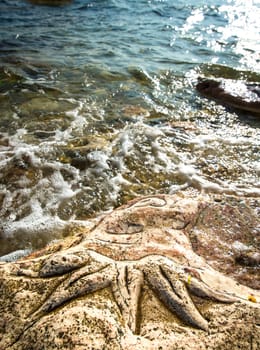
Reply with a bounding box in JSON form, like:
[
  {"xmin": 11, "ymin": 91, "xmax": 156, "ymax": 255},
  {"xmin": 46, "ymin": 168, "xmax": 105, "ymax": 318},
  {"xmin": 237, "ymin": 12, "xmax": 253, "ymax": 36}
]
[
  {"xmin": 196, "ymin": 78, "xmax": 260, "ymax": 115},
  {"xmin": 0, "ymin": 190, "xmax": 259, "ymax": 349}
]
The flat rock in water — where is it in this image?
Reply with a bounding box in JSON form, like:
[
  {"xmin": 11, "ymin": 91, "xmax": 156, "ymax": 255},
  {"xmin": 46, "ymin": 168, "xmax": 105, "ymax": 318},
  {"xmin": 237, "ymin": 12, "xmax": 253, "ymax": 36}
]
[
  {"xmin": 0, "ymin": 190, "xmax": 259, "ymax": 350},
  {"xmin": 196, "ymin": 78, "xmax": 260, "ymax": 115}
]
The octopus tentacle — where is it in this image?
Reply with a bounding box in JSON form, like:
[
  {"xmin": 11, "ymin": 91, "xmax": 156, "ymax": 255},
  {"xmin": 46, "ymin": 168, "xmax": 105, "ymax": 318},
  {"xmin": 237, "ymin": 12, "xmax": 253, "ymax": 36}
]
[
  {"xmin": 51, "ymin": 266, "xmax": 112, "ymax": 311},
  {"xmin": 144, "ymin": 263, "xmax": 209, "ymax": 331},
  {"xmin": 184, "ymin": 274, "xmax": 238, "ymax": 303},
  {"xmin": 39, "ymin": 248, "xmax": 92, "ymax": 277},
  {"xmin": 111, "ymin": 264, "xmax": 143, "ymax": 333}
]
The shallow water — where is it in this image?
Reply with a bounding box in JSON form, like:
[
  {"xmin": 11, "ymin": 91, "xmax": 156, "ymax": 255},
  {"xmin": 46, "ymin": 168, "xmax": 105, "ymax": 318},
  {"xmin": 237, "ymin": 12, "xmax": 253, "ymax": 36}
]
[{"xmin": 0, "ymin": 0, "xmax": 259, "ymax": 258}]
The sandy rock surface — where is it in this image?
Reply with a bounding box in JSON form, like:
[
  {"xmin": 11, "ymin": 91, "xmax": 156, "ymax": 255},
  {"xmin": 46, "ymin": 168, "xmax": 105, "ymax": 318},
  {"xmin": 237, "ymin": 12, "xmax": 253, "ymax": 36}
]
[{"xmin": 0, "ymin": 190, "xmax": 259, "ymax": 349}]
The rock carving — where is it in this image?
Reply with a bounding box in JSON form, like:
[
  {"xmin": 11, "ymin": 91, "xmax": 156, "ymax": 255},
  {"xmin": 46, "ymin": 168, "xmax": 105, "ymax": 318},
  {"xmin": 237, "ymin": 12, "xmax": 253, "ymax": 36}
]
[{"xmin": 0, "ymin": 192, "xmax": 259, "ymax": 349}]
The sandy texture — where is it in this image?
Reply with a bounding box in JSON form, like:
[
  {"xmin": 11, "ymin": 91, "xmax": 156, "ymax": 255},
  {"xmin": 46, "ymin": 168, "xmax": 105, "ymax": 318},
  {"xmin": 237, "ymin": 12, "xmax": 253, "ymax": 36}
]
[{"xmin": 0, "ymin": 190, "xmax": 259, "ymax": 349}]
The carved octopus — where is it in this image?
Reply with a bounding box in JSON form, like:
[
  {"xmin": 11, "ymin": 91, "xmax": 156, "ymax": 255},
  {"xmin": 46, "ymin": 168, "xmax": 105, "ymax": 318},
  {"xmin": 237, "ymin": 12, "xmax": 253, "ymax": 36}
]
[{"xmin": 13, "ymin": 194, "xmax": 251, "ymax": 337}]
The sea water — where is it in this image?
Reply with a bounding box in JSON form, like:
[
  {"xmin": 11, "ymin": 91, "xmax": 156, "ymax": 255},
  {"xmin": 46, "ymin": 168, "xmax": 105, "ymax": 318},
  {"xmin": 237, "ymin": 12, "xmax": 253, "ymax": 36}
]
[{"xmin": 0, "ymin": 0, "xmax": 259, "ymax": 259}]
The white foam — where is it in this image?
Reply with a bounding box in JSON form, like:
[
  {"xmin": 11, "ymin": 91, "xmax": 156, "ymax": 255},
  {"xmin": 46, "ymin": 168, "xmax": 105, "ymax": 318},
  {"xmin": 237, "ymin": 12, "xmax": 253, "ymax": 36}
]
[
  {"xmin": 176, "ymin": 164, "xmax": 197, "ymax": 178},
  {"xmin": 49, "ymin": 170, "xmax": 79, "ymax": 201},
  {"xmin": 0, "ymin": 130, "xmax": 81, "ymax": 249},
  {"xmin": 0, "ymin": 90, "xmax": 259, "ymax": 260},
  {"xmin": 172, "ymin": 162, "xmax": 260, "ymax": 197},
  {"xmin": 109, "ymin": 174, "xmax": 131, "ymax": 202},
  {"xmin": 119, "ymin": 132, "xmax": 134, "ymax": 156},
  {"xmin": 0, "ymin": 249, "xmax": 32, "ymax": 262},
  {"xmin": 87, "ymin": 150, "xmax": 110, "ymax": 176},
  {"xmin": 2, "ymin": 198, "xmax": 65, "ymax": 237}
]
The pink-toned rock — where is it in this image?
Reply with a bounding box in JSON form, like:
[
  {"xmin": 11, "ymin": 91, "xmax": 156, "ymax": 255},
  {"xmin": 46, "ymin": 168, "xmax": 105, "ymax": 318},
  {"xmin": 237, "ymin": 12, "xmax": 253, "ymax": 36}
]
[{"xmin": 0, "ymin": 190, "xmax": 259, "ymax": 349}]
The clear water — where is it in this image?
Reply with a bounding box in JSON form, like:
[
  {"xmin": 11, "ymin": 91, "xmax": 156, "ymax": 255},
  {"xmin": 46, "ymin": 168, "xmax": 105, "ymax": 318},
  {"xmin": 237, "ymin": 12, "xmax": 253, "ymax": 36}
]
[{"xmin": 0, "ymin": 0, "xmax": 259, "ymax": 258}]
